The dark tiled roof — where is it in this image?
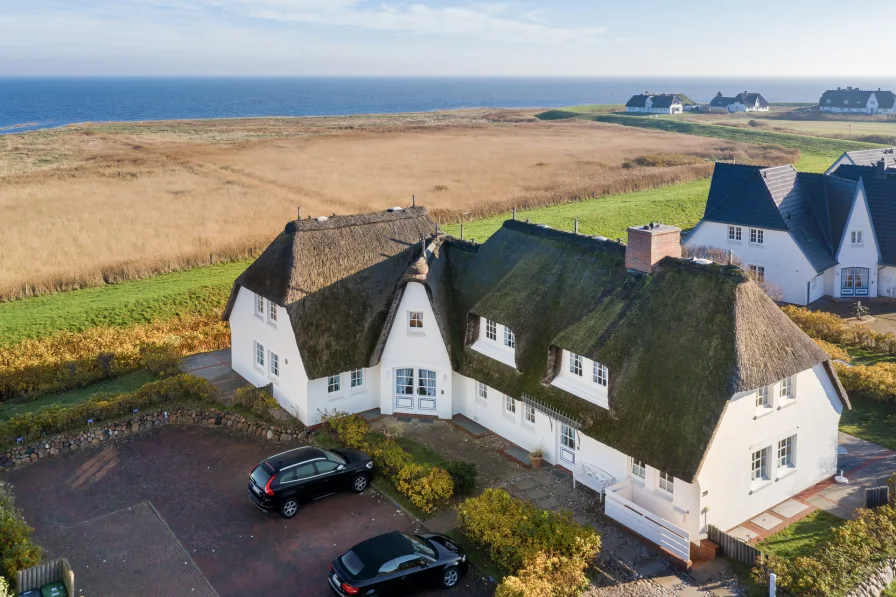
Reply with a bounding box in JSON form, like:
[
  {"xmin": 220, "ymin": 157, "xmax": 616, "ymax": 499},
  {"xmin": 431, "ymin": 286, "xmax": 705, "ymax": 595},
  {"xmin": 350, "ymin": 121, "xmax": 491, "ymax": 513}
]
[
  {"xmin": 626, "ymin": 94, "xmax": 649, "ymax": 108},
  {"xmin": 650, "ymin": 94, "xmax": 682, "ymax": 109},
  {"xmin": 843, "ymin": 148, "xmax": 896, "ymax": 169},
  {"xmin": 824, "ymin": 175, "xmax": 860, "ymax": 255},
  {"xmin": 831, "ymin": 165, "xmax": 896, "ymax": 265},
  {"xmin": 734, "ymin": 92, "xmax": 769, "ymax": 108},
  {"xmin": 820, "ymin": 88, "xmax": 875, "ymax": 108},
  {"xmin": 878, "ymin": 92, "xmax": 896, "ymax": 110},
  {"xmin": 710, "ymin": 93, "xmax": 736, "ymax": 108},
  {"xmin": 702, "ymin": 163, "xmax": 789, "ymax": 230}
]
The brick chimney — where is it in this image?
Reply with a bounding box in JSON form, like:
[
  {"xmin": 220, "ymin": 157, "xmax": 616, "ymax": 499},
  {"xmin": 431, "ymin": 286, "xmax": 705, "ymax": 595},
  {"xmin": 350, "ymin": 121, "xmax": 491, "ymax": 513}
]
[
  {"xmin": 876, "ymin": 159, "xmax": 888, "ymax": 178},
  {"xmin": 626, "ymin": 223, "xmax": 682, "ymax": 273}
]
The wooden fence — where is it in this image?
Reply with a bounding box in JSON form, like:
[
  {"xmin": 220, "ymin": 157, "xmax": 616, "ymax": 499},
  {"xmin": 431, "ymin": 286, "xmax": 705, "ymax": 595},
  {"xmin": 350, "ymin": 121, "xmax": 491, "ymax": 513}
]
[
  {"xmin": 707, "ymin": 524, "xmax": 761, "ymax": 567},
  {"xmin": 16, "ymin": 558, "xmax": 74, "ymax": 594},
  {"xmin": 865, "ymin": 486, "xmax": 890, "ymax": 509}
]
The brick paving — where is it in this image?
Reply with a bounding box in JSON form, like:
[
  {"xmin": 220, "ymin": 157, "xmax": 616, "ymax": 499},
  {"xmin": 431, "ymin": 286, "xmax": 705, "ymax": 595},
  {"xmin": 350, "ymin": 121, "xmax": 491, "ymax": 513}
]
[{"xmin": 5, "ymin": 425, "xmax": 491, "ymax": 597}]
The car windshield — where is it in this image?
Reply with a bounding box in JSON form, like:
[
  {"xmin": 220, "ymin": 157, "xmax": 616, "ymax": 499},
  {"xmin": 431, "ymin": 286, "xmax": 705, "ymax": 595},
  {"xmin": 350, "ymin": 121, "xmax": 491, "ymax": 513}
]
[
  {"xmin": 406, "ymin": 534, "xmax": 437, "ymax": 559},
  {"xmin": 250, "ymin": 463, "xmax": 273, "ymax": 487},
  {"xmin": 340, "ymin": 550, "xmax": 364, "ymax": 577},
  {"xmin": 325, "ymin": 450, "xmax": 347, "ymax": 465}
]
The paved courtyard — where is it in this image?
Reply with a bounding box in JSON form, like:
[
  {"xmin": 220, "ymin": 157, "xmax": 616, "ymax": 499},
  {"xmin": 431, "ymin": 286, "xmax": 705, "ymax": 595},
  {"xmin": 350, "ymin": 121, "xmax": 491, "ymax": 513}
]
[
  {"xmin": 392, "ymin": 417, "xmax": 742, "ymax": 597},
  {"xmin": 808, "ymin": 297, "xmax": 896, "ymax": 335},
  {"xmin": 4, "ymin": 425, "xmax": 491, "ymax": 597}
]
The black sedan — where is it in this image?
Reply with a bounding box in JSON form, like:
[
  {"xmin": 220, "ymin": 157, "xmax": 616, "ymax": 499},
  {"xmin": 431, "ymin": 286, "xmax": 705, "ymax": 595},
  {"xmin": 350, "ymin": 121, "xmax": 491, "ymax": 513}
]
[
  {"xmin": 329, "ymin": 531, "xmax": 467, "ymax": 595},
  {"xmin": 248, "ymin": 446, "xmax": 373, "ymax": 519}
]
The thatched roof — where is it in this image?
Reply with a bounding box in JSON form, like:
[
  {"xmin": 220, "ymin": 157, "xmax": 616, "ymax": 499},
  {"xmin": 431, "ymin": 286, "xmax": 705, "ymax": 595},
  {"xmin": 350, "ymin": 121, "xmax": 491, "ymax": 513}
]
[
  {"xmin": 426, "ymin": 221, "xmax": 844, "ymax": 482},
  {"xmin": 223, "ymin": 207, "xmax": 436, "ymax": 379},
  {"xmin": 226, "ymin": 211, "xmax": 846, "ymax": 482}
]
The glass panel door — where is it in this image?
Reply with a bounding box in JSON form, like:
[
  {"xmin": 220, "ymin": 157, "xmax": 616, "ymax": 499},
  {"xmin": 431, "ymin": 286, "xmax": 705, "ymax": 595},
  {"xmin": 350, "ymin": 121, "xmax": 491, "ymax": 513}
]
[
  {"xmin": 841, "ymin": 267, "xmax": 870, "ymax": 296},
  {"xmin": 841, "ymin": 268, "xmax": 855, "ymax": 296},
  {"xmin": 855, "ymin": 268, "xmax": 870, "ymax": 296},
  {"xmin": 395, "ymin": 368, "xmax": 415, "ymax": 410},
  {"xmin": 417, "ymin": 369, "xmax": 437, "ymax": 411}
]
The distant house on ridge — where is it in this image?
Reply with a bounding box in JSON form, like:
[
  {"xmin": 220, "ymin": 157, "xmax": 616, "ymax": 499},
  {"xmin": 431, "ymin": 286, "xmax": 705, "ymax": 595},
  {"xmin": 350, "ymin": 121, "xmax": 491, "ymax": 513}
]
[
  {"xmin": 709, "ymin": 92, "xmax": 769, "ymax": 113},
  {"xmin": 819, "ymin": 87, "xmax": 896, "ymax": 115},
  {"xmin": 625, "ymin": 93, "xmax": 684, "ymax": 115}
]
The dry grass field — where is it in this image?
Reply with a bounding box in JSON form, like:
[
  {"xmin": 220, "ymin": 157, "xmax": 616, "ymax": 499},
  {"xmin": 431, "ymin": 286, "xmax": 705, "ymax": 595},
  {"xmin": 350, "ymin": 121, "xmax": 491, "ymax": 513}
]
[{"xmin": 0, "ymin": 110, "xmax": 796, "ymax": 301}]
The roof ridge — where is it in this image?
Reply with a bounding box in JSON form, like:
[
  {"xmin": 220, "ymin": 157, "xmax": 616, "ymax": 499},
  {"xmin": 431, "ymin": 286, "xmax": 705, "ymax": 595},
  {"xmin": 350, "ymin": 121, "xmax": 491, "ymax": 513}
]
[
  {"xmin": 501, "ymin": 219, "xmax": 627, "ymax": 256},
  {"xmin": 285, "ymin": 206, "xmax": 430, "ymax": 234}
]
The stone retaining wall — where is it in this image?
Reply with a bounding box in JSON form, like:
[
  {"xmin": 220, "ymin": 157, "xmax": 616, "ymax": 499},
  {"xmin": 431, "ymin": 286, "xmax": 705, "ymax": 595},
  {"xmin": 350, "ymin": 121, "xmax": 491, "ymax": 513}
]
[
  {"xmin": 1, "ymin": 407, "xmax": 304, "ymax": 469},
  {"xmin": 845, "ymin": 560, "xmax": 896, "ymax": 597}
]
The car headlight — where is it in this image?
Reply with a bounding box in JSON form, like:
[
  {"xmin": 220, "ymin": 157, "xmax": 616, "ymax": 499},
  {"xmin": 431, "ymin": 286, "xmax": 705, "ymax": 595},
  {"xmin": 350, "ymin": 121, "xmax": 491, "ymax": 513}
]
[{"xmin": 366, "ymin": 461, "xmax": 373, "ymax": 469}]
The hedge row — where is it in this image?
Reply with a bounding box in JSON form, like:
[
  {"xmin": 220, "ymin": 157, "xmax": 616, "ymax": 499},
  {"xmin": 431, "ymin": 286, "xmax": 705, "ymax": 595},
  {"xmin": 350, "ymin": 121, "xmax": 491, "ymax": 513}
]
[
  {"xmin": 0, "ymin": 374, "xmax": 218, "ymax": 443},
  {"xmin": 753, "ymin": 503, "xmax": 896, "ymax": 596},
  {"xmin": 0, "ymin": 315, "xmax": 230, "ymax": 401},
  {"xmin": 322, "ymin": 412, "xmax": 453, "ymax": 513},
  {"xmin": 0, "ymin": 482, "xmax": 42, "ymax": 589},
  {"xmin": 458, "ymin": 488, "xmax": 601, "ymax": 597},
  {"xmin": 783, "ymin": 306, "xmax": 896, "ymax": 356}
]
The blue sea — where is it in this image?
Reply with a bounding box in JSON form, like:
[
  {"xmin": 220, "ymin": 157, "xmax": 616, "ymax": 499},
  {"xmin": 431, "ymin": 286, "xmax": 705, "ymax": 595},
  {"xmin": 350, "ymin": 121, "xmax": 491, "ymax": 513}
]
[{"xmin": 3, "ymin": 77, "xmax": 896, "ymax": 134}]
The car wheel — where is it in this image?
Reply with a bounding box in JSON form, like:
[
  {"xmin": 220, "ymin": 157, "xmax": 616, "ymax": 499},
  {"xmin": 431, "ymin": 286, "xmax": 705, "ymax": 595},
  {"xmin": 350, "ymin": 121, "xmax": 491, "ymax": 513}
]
[
  {"xmin": 441, "ymin": 566, "xmax": 460, "ymax": 589},
  {"xmin": 351, "ymin": 474, "xmax": 369, "ymax": 493},
  {"xmin": 279, "ymin": 499, "xmax": 299, "ymax": 519}
]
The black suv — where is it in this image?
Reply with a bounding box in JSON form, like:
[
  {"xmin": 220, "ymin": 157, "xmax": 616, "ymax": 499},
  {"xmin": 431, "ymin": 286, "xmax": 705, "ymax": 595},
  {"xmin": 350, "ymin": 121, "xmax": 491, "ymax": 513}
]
[{"xmin": 248, "ymin": 446, "xmax": 374, "ymax": 518}]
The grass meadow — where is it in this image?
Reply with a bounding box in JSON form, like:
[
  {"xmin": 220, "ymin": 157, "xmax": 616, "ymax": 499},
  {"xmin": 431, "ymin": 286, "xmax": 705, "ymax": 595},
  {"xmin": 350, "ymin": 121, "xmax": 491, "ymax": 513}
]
[{"xmin": 0, "ymin": 110, "xmax": 791, "ymax": 301}]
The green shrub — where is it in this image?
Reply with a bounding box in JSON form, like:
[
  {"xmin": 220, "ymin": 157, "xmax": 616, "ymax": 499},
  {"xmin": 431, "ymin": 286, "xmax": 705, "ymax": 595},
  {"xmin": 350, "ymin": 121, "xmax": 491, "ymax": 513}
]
[
  {"xmin": 0, "ymin": 482, "xmax": 42, "ymax": 587},
  {"xmin": 445, "ymin": 460, "xmax": 478, "ymax": 495},
  {"xmin": 753, "ymin": 503, "xmax": 896, "ymax": 596},
  {"xmin": 321, "ymin": 411, "xmax": 370, "ymax": 449},
  {"xmin": 495, "ymin": 548, "xmax": 594, "ymax": 597},
  {"xmin": 0, "ymin": 374, "xmax": 217, "ymax": 443},
  {"xmin": 141, "ymin": 344, "xmax": 182, "ymax": 377},
  {"xmin": 456, "ymin": 488, "xmax": 601, "ymax": 573},
  {"xmin": 233, "ymin": 386, "xmax": 280, "ymax": 420}
]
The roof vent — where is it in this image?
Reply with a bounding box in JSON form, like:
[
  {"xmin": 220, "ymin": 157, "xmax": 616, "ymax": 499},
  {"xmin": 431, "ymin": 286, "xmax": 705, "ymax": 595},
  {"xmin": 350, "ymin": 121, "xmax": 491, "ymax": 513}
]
[
  {"xmin": 315, "ymin": 216, "xmax": 329, "ymax": 222},
  {"xmin": 386, "ymin": 206, "xmax": 404, "ymax": 213}
]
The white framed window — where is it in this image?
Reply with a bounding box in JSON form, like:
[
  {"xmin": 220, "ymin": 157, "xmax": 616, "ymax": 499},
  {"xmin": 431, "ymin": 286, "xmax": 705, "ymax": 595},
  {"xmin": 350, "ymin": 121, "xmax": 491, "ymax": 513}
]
[
  {"xmin": 505, "ymin": 395, "xmax": 516, "ymax": 414},
  {"xmin": 395, "ymin": 368, "xmax": 414, "ymax": 396},
  {"xmin": 504, "ymin": 326, "xmax": 516, "ymax": 348},
  {"xmin": 728, "ymin": 225, "xmax": 742, "ymax": 241},
  {"xmin": 477, "ymin": 382, "xmax": 488, "ymax": 400},
  {"xmin": 485, "ymin": 319, "xmax": 497, "ymax": 341},
  {"xmin": 418, "ymin": 369, "xmax": 437, "ymax": 396},
  {"xmin": 254, "ymin": 341, "xmax": 265, "ymax": 368},
  {"xmin": 269, "ymin": 352, "xmax": 280, "ymax": 377},
  {"xmin": 569, "ymin": 353, "xmax": 583, "ymax": 376},
  {"xmin": 631, "ymin": 459, "xmax": 646, "ymax": 480},
  {"xmin": 751, "ymin": 447, "xmax": 770, "ymax": 481},
  {"xmin": 408, "ymin": 311, "xmax": 423, "ymax": 330},
  {"xmin": 778, "ymin": 435, "xmax": 795, "ymax": 469},
  {"xmin": 658, "ymin": 471, "xmax": 674, "ymax": 494},
  {"xmin": 327, "ymin": 374, "xmax": 341, "ymax": 394},
  {"xmin": 350, "ymin": 369, "xmax": 364, "ymax": 388},
  {"xmin": 750, "ymin": 228, "xmax": 764, "ymax": 245},
  {"xmin": 593, "ymin": 362, "xmax": 608, "ymax": 387},
  {"xmin": 255, "ymin": 294, "xmax": 265, "ymax": 315},
  {"xmin": 522, "ymin": 403, "xmax": 535, "ymax": 425},
  {"xmin": 268, "ymin": 300, "xmax": 277, "ymax": 322},
  {"xmin": 561, "ymin": 424, "xmax": 576, "ymax": 450},
  {"xmin": 748, "ymin": 265, "xmax": 765, "ymax": 283},
  {"xmin": 779, "ymin": 376, "xmax": 793, "ymax": 400},
  {"xmin": 755, "ymin": 386, "xmax": 770, "ymax": 408},
  {"xmin": 851, "ymin": 230, "xmax": 863, "ymax": 246}
]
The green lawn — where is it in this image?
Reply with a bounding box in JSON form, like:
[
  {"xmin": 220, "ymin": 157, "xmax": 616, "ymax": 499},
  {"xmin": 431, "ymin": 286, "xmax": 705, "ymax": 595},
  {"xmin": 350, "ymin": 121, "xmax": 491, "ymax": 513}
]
[
  {"xmin": 443, "ymin": 178, "xmax": 710, "ymax": 242},
  {"xmin": 840, "ymin": 395, "xmax": 896, "ymax": 452},
  {"xmin": 0, "ymin": 259, "xmax": 251, "ymax": 345},
  {"xmin": 756, "ymin": 510, "xmax": 845, "ymax": 560},
  {"xmin": 0, "ymin": 370, "xmax": 155, "ymax": 420},
  {"xmin": 846, "ymin": 347, "xmax": 896, "ymax": 366}
]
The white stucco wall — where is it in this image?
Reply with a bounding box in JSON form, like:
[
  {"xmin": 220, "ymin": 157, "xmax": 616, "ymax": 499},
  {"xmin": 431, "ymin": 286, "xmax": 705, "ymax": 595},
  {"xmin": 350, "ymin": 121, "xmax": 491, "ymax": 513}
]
[
  {"xmin": 306, "ymin": 366, "xmax": 382, "ymax": 426},
  {"xmin": 878, "ymin": 266, "xmax": 896, "ymax": 298},
  {"xmin": 686, "ymin": 222, "xmax": 817, "ymax": 305},
  {"xmin": 378, "ymin": 282, "xmax": 454, "ymax": 420},
  {"xmin": 229, "ymin": 287, "xmax": 309, "ymax": 421},
  {"xmin": 835, "ymin": 184, "xmax": 879, "ymax": 298},
  {"xmin": 697, "ymin": 364, "xmax": 843, "ymax": 533}
]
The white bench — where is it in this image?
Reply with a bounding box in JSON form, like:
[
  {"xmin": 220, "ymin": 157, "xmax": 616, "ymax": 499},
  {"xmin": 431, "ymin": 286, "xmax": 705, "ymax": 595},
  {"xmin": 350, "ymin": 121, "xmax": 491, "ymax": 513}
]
[{"xmin": 573, "ymin": 462, "xmax": 616, "ymax": 502}]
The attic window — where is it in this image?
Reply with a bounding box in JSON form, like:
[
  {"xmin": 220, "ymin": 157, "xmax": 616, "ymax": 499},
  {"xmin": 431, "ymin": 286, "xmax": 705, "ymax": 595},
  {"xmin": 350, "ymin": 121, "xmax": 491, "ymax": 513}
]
[
  {"xmin": 658, "ymin": 471, "xmax": 674, "ymax": 494},
  {"xmin": 485, "ymin": 319, "xmax": 497, "ymax": 341},
  {"xmin": 569, "ymin": 353, "xmax": 584, "ymax": 376},
  {"xmin": 504, "ymin": 327, "xmax": 516, "ymax": 349},
  {"xmin": 408, "ymin": 311, "xmax": 424, "ymax": 331},
  {"xmin": 255, "ymin": 295, "xmax": 265, "ymax": 316},
  {"xmin": 593, "ymin": 362, "xmax": 608, "ymax": 387},
  {"xmin": 851, "ymin": 230, "xmax": 863, "ymax": 246},
  {"xmin": 268, "ymin": 300, "xmax": 277, "ymax": 323}
]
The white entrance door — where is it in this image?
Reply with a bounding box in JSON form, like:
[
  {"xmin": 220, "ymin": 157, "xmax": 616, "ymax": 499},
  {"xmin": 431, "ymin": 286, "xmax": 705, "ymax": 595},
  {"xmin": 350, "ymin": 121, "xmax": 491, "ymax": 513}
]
[
  {"xmin": 394, "ymin": 368, "xmax": 438, "ymax": 414},
  {"xmin": 558, "ymin": 423, "xmax": 576, "ymax": 467}
]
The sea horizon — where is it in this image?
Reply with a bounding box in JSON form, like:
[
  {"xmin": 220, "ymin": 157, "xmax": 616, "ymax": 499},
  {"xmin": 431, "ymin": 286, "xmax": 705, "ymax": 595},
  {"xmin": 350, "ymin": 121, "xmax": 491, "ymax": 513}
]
[{"xmin": 3, "ymin": 76, "xmax": 896, "ymax": 134}]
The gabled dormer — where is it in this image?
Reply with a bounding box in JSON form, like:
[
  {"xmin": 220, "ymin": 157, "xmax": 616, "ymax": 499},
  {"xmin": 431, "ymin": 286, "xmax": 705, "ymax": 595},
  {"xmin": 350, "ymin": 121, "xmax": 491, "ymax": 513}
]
[
  {"xmin": 549, "ymin": 348, "xmax": 609, "ymax": 410},
  {"xmin": 835, "ymin": 179, "xmax": 881, "ymax": 264}
]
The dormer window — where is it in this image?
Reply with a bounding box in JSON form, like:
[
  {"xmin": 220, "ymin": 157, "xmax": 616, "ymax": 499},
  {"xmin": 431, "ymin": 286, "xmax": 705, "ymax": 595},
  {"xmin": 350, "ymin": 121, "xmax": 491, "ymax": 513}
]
[
  {"xmin": 486, "ymin": 319, "xmax": 497, "ymax": 341},
  {"xmin": 755, "ymin": 386, "xmax": 770, "ymax": 408},
  {"xmin": 851, "ymin": 230, "xmax": 863, "ymax": 246},
  {"xmin": 255, "ymin": 294, "xmax": 265, "ymax": 316},
  {"xmin": 504, "ymin": 327, "xmax": 516, "ymax": 348},
  {"xmin": 593, "ymin": 362, "xmax": 608, "ymax": 387},
  {"xmin": 551, "ymin": 349, "xmax": 609, "ymax": 409},
  {"xmin": 408, "ymin": 311, "xmax": 423, "ymax": 330},
  {"xmin": 569, "ymin": 353, "xmax": 584, "ymax": 376}
]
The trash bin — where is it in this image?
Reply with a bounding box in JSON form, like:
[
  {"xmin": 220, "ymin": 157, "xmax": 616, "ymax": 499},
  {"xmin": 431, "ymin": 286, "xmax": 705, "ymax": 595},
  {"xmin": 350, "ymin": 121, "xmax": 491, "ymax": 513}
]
[{"xmin": 40, "ymin": 583, "xmax": 67, "ymax": 597}]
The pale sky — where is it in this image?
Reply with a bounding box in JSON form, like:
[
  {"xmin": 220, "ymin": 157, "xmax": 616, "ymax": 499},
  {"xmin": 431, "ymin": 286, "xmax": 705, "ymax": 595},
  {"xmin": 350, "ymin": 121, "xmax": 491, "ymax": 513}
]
[{"xmin": 2, "ymin": 0, "xmax": 894, "ymax": 77}]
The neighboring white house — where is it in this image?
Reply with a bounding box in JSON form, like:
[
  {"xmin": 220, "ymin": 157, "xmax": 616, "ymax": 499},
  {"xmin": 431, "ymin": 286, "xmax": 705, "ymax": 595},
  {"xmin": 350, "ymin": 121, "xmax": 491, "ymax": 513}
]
[
  {"xmin": 625, "ymin": 93, "xmax": 684, "ymax": 114},
  {"xmin": 224, "ymin": 207, "xmax": 849, "ymax": 567},
  {"xmin": 686, "ymin": 158, "xmax": 896, "ymax": 305},
  {"xmin": 819, "ymin": 87, "xmax": 896, "ymax": 114},
  {"xmin": 709, "ymin": 91, "xmax": 770, "ymax": 113}
]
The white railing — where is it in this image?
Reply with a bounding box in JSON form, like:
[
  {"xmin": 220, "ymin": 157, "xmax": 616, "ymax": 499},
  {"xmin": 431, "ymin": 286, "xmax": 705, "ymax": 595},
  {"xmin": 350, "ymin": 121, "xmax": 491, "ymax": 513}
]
[
  {"xmin": 573, "ymin": 461, "xmax": 615, "ymax": 502},
  {"xmin": 605, "ymin": 480, "xmax": 691, "ymax": 563}
]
